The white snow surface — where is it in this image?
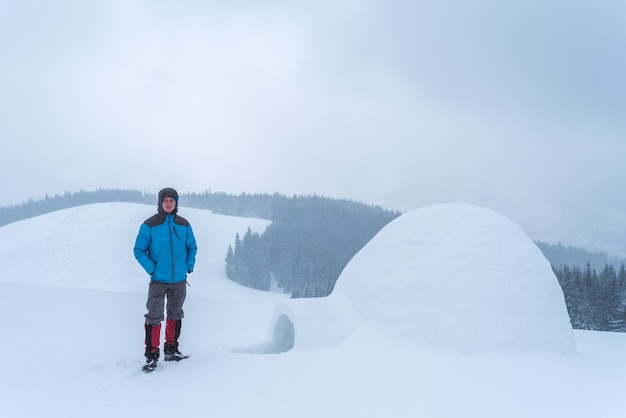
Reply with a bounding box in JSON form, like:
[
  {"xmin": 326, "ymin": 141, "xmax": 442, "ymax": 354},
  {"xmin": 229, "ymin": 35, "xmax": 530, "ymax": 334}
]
[{"xmin": 1, "ymin": 202, "xmax": 625, "ymax": 417}]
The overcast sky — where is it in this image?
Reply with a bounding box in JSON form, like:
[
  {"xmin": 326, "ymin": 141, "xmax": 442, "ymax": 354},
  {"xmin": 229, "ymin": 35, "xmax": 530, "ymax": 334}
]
[{"xmin": 2, "ymin": 0, "xmax": 625, "ymax": 233}]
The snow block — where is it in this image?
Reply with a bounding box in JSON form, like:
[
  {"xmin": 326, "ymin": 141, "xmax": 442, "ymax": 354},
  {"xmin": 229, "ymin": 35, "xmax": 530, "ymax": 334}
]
[
  {"xmin": 333, "ymin": 203, "xmax": 577, "ymax": 353},
  {"xmin": 266, "ymin": 295, "xmax": 359, "ymax": 352}
]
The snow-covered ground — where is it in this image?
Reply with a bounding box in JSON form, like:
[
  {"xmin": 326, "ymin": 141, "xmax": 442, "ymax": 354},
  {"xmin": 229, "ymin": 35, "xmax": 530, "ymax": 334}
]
[{"xmin": 1, "ymin": 202, "xmax": 625, "ymax": 417}]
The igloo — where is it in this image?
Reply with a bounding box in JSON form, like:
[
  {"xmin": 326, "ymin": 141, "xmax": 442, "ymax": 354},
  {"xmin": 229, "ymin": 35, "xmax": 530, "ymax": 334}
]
[
  {"xmin": 267, "ymin": 203, "xmax": 576, "ymax": 353},
  {"xmin": 333, "ymin": 203, "xmax": 576, "ymax": 352}
]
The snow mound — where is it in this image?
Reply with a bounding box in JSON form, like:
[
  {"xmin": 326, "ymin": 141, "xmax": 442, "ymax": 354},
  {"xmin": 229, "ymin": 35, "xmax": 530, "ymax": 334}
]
[{"xmin": 333, "ymin": 204, "xmax": 576, "ymax": 353}]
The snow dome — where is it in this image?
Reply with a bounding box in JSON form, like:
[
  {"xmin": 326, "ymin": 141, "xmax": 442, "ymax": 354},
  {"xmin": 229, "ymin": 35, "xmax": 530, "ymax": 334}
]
[{"xmin": 332, "ymin": 203, "xmax": 576, "ymax": 353}]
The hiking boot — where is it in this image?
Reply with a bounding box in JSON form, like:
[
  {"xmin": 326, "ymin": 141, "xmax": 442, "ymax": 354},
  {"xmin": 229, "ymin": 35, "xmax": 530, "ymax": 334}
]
[
  {"xmin": 164, "ymin": 343, "xmax": 188, "ymax": 361},
  {"xmin": 143, "ymin": 349, "xmax": 159, "ymax": 372}
]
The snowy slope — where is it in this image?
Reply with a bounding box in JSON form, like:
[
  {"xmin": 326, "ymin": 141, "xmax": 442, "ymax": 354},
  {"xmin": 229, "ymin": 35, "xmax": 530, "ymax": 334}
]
[{"xmin": 1, "ymin": 203, "xmax": 626, "ymax": 418}]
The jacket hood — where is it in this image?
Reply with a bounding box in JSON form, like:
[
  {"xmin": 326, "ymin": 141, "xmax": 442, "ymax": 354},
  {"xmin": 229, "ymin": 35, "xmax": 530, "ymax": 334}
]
[{"xmin": 158, "ymin": 187, "xmax": 179, "ymax": 215}]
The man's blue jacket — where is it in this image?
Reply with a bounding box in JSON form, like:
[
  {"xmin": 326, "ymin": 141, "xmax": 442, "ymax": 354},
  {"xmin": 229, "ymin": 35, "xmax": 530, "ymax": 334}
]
[{"xmin": 134, "ymin": 212, "xmax": 197, "ymax": 284}]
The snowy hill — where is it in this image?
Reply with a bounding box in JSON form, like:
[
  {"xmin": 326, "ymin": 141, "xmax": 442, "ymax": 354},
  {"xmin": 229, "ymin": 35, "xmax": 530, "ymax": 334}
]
[{"xmin": 1, "ymin": 202, "xmax": 626, "ymax": 417}]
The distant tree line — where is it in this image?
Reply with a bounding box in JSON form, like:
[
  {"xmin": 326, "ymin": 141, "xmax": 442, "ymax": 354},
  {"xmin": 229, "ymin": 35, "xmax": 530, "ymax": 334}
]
[
  {"xmin": 553, "ymin": 263, "xmax": 626, "ymax": 332},
  {"xmin": 225, "ymin": 195, "xmax": 402, "ymax": 297},
  {"xmin": 538, "ymin": 241, "xmax": 626, "ymax": 332},
  {"xmin": 183, "ymin": 190, "xmax": 278, "ymax": 219},
  {"xmin": 0, "ymin": 189, "xmax": 154, "ymax": 227},
  {"xmin": 1, "ymin": 189, "xmax": 296, "ymax": 227},
  {"xmin": 535, "ymin": 240, "xmax": 624, "ymax": 271}
]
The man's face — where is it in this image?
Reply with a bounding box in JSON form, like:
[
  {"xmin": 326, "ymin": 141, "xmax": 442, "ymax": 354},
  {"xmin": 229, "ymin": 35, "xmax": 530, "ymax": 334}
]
[{"xmin": 162, "ymin": 197, "xmax": 176, "ymax": 214}]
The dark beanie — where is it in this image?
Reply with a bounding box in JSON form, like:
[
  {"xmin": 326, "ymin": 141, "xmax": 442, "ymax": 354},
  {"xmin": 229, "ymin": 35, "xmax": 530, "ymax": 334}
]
[{"xmin": 158, "ymin": 187, "xmax": 179, "ymax": 202}]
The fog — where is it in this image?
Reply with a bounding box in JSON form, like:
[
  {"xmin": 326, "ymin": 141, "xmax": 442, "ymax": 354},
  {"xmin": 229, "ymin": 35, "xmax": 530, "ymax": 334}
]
[{"xmin": 2, "ymin": 1, "xmax": 625, "ymax": 243}]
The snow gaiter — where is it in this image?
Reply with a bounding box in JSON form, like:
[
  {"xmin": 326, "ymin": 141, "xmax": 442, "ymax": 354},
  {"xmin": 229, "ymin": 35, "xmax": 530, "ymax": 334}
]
[
  {"xmin": 145, "ymin": 323, "xmax": 161, "ymax": 359},
  {"xmin": 165, "ymin": 318, "xmax": 182, "ymax": 353}
]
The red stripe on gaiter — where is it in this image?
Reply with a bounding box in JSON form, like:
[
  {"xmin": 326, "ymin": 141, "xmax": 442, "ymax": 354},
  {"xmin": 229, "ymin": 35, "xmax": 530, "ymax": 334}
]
[
  {"xmin": 165, "ymin": 318, "xmax": 177, "ymax": 345},
  {"xmin": 145, "ymin": 323, "xmax": 161, "ymax": 351}
]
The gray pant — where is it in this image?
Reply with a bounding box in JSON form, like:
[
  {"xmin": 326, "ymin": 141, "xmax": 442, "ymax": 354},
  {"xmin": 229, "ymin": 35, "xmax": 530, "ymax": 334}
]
[{"xmin": 145, "ymin": 280, "xmax": 187, "ymax": 325}]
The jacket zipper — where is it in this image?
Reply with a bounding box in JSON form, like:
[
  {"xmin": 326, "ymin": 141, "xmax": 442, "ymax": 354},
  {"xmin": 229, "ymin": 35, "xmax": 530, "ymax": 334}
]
[{"xmin": 168, "ymin": 215, "xmax": 174, "ymax": 283}]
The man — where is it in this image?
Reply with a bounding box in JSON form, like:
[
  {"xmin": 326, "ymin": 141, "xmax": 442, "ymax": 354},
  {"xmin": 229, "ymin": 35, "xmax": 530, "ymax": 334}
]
[{"xmin": 134, "ymin": 187, "xmax": 198, "ymax": 371}]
